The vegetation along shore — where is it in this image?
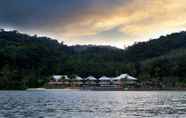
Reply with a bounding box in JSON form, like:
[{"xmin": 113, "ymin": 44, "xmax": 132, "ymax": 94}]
[{"xmin": 0, "ymin": 29, "xmax": 186, "ymax": 90}]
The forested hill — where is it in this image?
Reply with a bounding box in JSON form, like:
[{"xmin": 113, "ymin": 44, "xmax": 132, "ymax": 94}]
[
  {"xmin": 70, "ymin": 31, "xmax": 186, "ymax": 63},
  {"xmin": 0, "ymin": 29, "xmax": 186, "ymax": 89},
  {"xmin": 124, "ymin": 31, "xmax": 186, "ymax": 62}
]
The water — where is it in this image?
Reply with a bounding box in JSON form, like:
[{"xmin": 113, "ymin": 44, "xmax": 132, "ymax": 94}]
[{"xmin": 0, "ymin": 90, "xmax": 186, "ymax": 118}]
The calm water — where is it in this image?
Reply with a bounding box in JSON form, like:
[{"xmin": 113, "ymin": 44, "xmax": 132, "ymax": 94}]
[{"xmin": 0, "ymin": 90, "xmax": 186, "ymax": 118}]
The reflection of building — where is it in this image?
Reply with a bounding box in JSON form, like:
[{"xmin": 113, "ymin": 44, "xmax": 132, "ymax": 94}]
[{"xmin": 48, "ymin": 74, "xmax": 137, "ymax": 89}]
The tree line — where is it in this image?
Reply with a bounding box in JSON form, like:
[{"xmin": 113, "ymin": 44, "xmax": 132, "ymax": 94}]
[{"xmin": 0, "ymin": 29, "xmax": 186, "ymax": 89}]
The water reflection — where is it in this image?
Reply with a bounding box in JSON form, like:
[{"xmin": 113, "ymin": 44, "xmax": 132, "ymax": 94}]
[{"xmin": 0, "ymin": 90, "xmax": 186, "ymax": 118}]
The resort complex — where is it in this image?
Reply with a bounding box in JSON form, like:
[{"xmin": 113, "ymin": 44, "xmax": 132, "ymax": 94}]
[{"xmin": 47, "ymin": 74, "xmax": 138, "ymax": 90}]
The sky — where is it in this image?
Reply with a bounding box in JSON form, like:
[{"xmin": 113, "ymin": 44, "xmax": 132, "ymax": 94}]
[{"xmin": 0, "ymin": 0, "xmax": 186, "ymax": 48}]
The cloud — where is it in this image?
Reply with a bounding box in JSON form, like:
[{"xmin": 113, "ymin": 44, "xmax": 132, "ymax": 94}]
[
  {"xmin": 0, "ymin": 0, "xmax": 186, "ymax": 47},
  {"xmin": 118, "ymin": 0, "xmax": 186, "ymax": 38}
]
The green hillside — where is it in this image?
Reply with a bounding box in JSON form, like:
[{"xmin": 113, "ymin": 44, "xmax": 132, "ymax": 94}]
[{"xmin": 0, "ymin": 29, "xmax": 186, "ymax": 89}]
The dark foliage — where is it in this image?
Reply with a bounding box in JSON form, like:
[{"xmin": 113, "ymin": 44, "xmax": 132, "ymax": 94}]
[{"xmin": 0, "ymin": 29, "xmax": 186, "ymax": 89}]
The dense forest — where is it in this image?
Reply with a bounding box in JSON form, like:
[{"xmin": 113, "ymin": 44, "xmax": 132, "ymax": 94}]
[{"xmin": 0, "ymin": 29, "xmax": 186, "ymax": 89}]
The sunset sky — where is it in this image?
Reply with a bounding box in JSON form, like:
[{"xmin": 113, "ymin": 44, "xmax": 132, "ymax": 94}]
[{"xmin": 0, "ymin": 0, "xmax": 186, "ymax": 48}]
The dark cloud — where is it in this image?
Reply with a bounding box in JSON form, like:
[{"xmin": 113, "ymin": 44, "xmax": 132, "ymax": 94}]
[
  {"xmin": 0, "ymin": 0, "xmax": 130, "ymax": 29},
  {"xmin": 0, "ymin": 0, "xmax": 88, "ymax": 28},
  {"xmin": 0, "ymin": 0, "xmax": 185, "ymax": 48}
]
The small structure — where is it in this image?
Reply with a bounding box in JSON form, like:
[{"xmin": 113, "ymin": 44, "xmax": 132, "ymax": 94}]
[
  {"xmin": 86, "ymin": 76, "xmax": 97, "ymax": 85},
  {"xmin": 48, "ymin": 74, "xmax": 138, "ymax": 89},
  {"xmin": 60, "ymin": 75, "xmax": 70, "ymax": 85},
  {"xmin": 52, "ymin": 75, "xmax": 62, "ymax": 81},
  {"xmin": 48, "ymin": 75, "xmax": 63, "ymax": 85},
  {"xmin": 99, "ymin": 76, "xmax": 112, "ymax": 86},
  {"xmin": 113, "ymin": 74, "xmax": 137, "ymax": 87},
  {"xmin": 86, "ymin": 76, "xmax": 97, "ymax": 80},
  {"xmin": 48, "ymin": 75, "xmax": 66, "ymax": 88},
  {"xmin": 73, "ymin": 76, "xmax": 83, "ymax": 86},
  {"xmin": 113, "ymin": 74, "xmax": 137, "ymax": 80},
  {"xmin": 49, "ymin": 75, "xmax": 69, "ymax": 85},
  {"xmin": 75, "ymin": 76, "xmax": 83, "ymax": 81}
]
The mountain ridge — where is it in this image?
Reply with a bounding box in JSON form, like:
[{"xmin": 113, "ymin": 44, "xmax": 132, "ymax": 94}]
[{"xmin": 0, "ymin": 29, "xmax": 186, "ymax": 89}]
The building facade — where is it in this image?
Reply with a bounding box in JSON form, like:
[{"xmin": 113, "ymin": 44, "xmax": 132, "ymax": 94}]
[{"xmin": 48, "ymin": 74, "xmax": 137, "ymax": 89}]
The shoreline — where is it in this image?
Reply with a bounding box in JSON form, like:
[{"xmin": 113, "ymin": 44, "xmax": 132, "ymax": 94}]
[
  {"xmin": 1, "ymin": 89, "xmax": 186, "ymax": 91},
  {"xmin": 41, "ymin": 87, "xmax": 186, "ymax": 91},
  {"xmin": 1, "ymin": 87, "xmax": 186, "ymax": 91}
]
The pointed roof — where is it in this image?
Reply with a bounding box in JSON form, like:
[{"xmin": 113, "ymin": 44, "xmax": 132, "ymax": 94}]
[
  {"xmin": 52, "ymin": 75, "xmax": 62, "ymax": 81},
  {"xmin": 126, "ymin": 75, "xmax": 137, "ymax": 80},
  {"xmin": 75, "ymin": 76, "xmax": 83, "ymax": 80},
  {"xmin": 62, "ymin": 75, "xmax": 70, "ymax": 80},
  {"xmin": 52, "ymin": 75, "xmax": 70, "ymax": 81},
  {"xmin": 99, "ymin": 76, "xmax": 111, "ymax": 81},
  {"xmin": 86, "ymin": 76, "xmax": 97, "ymax": 80},
  {"xmin": 113, "ymin": 74, "xmax": 137, "ymax": 80}
]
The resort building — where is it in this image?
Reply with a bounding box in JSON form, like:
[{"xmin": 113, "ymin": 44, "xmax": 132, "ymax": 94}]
[
  {"xmin": 48, "ymin": 75, "xmax": 70, "ymax": 86},
  {"xmin": 86, "ymin": 76, "xmax": 97, "ymax": 86},
  {"xmin": 112, "ymin": 74, "xmax": 138, "ymax": 88},
  {"xmin": 48, "ymin": 75, "xmax": 62, "ymax": 85},
  {"xmin": 73, "ymin": 76, "xmax": 83, "ymax": 86},
  {"xmin": 47, "ymin": 74, "xmax": 138, "ymax": 89},
  {"xmin": 52, "ymin": 75, "xmax": 62, "ymax": 81},
  {"xmin": 99, "ymin": 76, "xmax": 112, "ymax": 86}
]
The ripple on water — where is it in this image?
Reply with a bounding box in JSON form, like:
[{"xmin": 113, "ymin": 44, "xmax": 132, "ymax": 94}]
[{"xmin": 0, "ymin": 91, "xmax": 186, "ymax": 118}]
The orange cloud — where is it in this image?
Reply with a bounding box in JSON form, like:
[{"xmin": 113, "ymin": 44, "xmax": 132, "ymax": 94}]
[
  {"xmin": 9, "ymin": 0, "xmax": 184, "ymax": 48},
  {"xmin": 55, "ymin": 0, "xmax": 185, "ymax": 45}
]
